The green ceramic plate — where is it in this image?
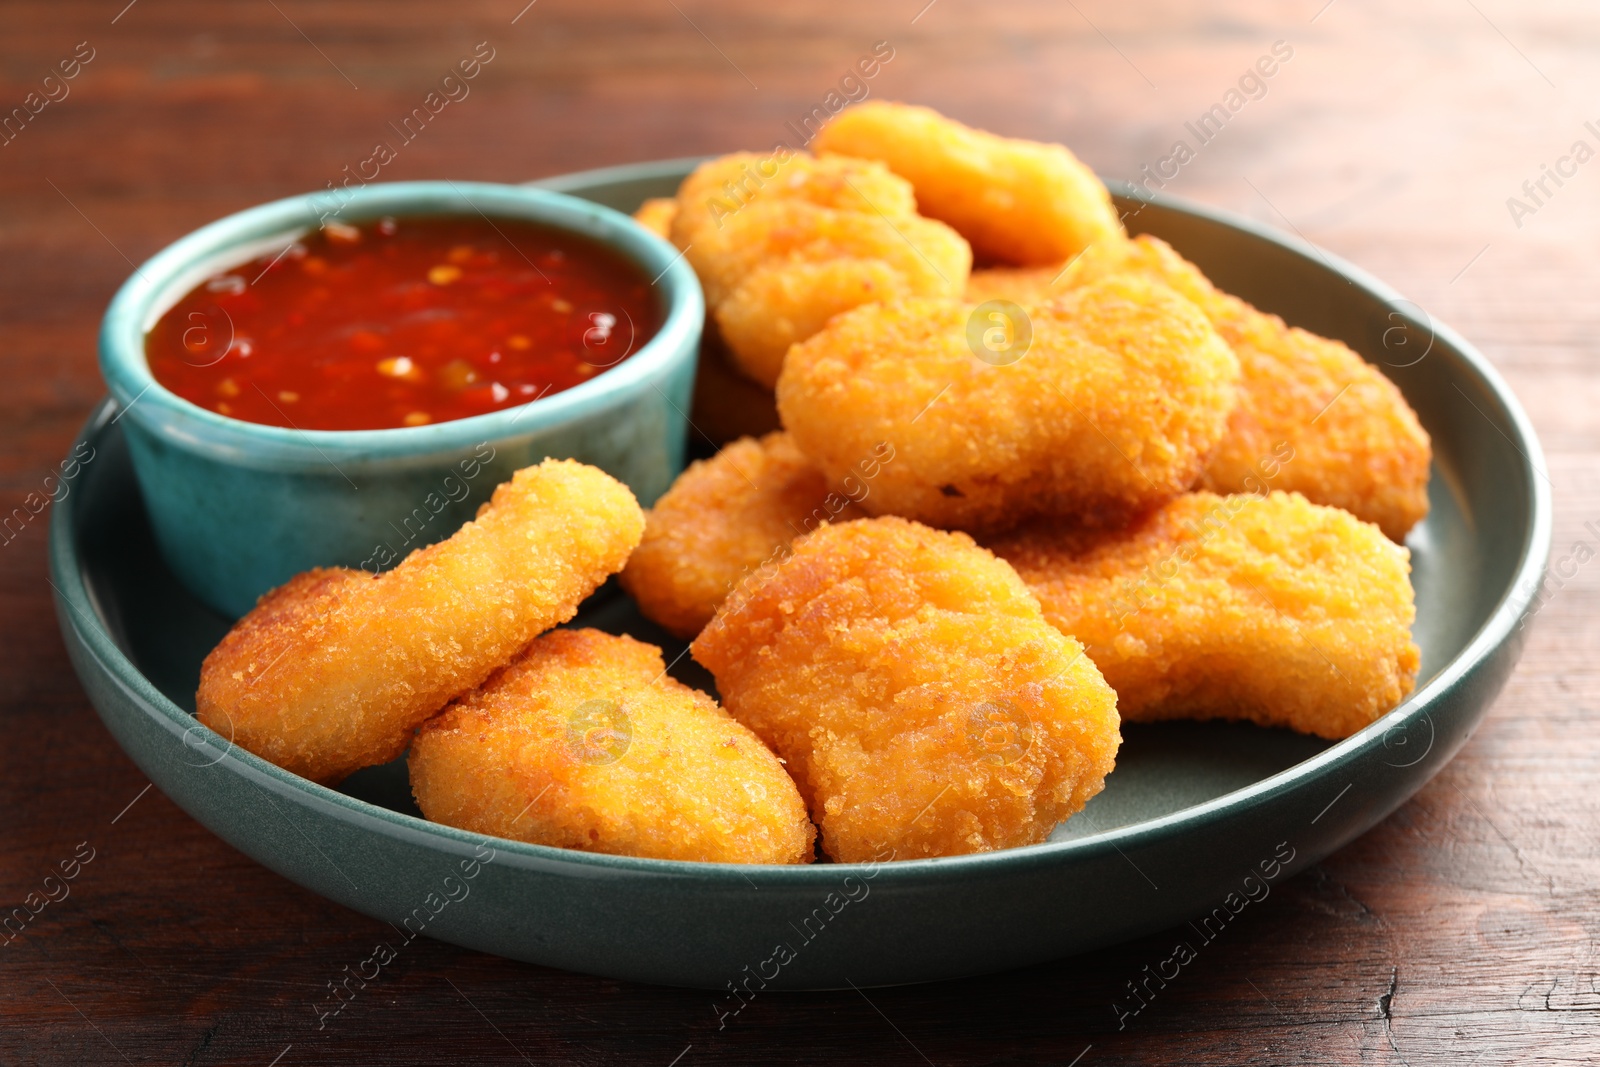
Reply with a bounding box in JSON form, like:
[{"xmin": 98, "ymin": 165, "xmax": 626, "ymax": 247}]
[{"xmin": 50, "ymin": 160, "xmax": 1551, "ymax": 990}]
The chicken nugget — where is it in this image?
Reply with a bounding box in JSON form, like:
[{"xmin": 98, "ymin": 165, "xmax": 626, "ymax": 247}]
[
  {"xmin": 632, "ymin": 197, "xmax": 678, "ymax": 239},
  {"xmin": 990, "ymin": 491, "xmax": 1420, "ymax": 740},
  {"xmin": 197, "ymin": 460, "xmax": 645, "ymax": 784},
  {"xmin": 673, "ymin": 153, "xmax": 922, "ymax": 305},
  {"xmin": 692, "ymin": 517, "xmax": 1121, "ymax": 862},
  {"xmin": 409, "ymin": 629, "xmax": 814, "ymax": 864},
  {"xmin": 1061, "ymin": 236, "xmax": 1431, "ymax": 538},
  {"xmin": 692, "ymin": 198, "xmax": 970, "ymax": 387},
  {"xmin": 969, "ymin": 236, "xmax": 1432, "ymax": 539},
  {"xmin": 670, "ymin": 150, "xmax": 971, "ymax": 388},
  {"xmin": 815, "ymin": 101, "xmax": 1125, "ymax": 266},
  {"xmin": 670, "ymin": 150, "xmax": 918, "ymax": 253},
  {"xmin": 776, "ymin": 274, "xmax": 1239, "ymax": 534},
  {"xmin": 621, "ymin": 432, "xmax": 866, "ymax": 638},
  {"xmin": 1197, "ymin": 305, "xmax": 1431, "ymax": 541},
  {"xmin": 713, "ymin": 253, "xmax": 928, "ymax": 389}
]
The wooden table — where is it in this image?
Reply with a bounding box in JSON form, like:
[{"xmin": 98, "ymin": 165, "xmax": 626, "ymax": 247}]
[{"xmin": 4, "ymin": 0, "xmax": 1596, "ymax": 1061}]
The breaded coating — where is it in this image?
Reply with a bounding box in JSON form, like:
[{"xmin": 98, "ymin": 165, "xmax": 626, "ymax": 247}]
[
  {"xmin": 990, "ymin": 491, "xmax": 1420, "ymax": 740},
  {"xmin": 814, "ymin": 101, "xmax": 1125, "ymax": 266},
  {"xmin": 1196, "ymin": 304, "xmax": 1431, "ymax": 541},
  {"xmin": 670, "ymin": 150, "xmax": 971, "ymax": 388},
  {"xmin": 632, "ymin": 197, "xmax": 678, "ymax": 239},
  {"xmin": 967, "ymin": 236, "xmax": 1432, "ymax": 539},
  {"xmin": 196, "ymin": 460, "xmax": 645, "ymax": 785},
  {"xmin": 670, "ymin": 150, "xmax": 917, "ymax": 254},
  {"xmin": 692, "ymin": 517, "xmax": 1121, "ymax": 863},
  {"xmin": 1060, "ymin": 237, "xmax": 1431, "ymax": 539},
  {"xmin": 712, "ymin": 249, "xmax": 951, "ymax": 389},
  {"xmin": 964, "ymin": 264, "xmax": 1063, "ymax": 306},
  {"xmin": 620, "ymin": 432, "xmax": 866, "ymax": 638},
  {"xmin": 409, "ymin": 629, "xmax": 814, "ymax": 864},
  {"xmin": 776, "ymin": 275, "xmax": 1240, "ymax": 534},
  {"xmin": 688, "ymin": 329, "xmax": 781, "ymax": 446}
]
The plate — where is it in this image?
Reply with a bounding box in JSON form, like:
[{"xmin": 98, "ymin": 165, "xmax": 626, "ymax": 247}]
[{"xmin": 50, "ymin": 160, "xmax": 1551, "ymax": 989}]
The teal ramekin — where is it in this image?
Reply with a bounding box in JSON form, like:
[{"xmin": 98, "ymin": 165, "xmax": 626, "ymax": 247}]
[{"xmin": 98, "ymin": 181, "xmax": 703, "ymax": 619}]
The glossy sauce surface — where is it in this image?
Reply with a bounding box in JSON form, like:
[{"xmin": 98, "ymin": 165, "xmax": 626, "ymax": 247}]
[{"xmin": 147, "ymin": 215, "xmax": 661, "ymax": 430}]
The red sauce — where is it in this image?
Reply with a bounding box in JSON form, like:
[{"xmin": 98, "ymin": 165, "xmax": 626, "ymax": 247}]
[{"xmin": 147, "ymin": 214, "xmax": 662, "ymax": 431}]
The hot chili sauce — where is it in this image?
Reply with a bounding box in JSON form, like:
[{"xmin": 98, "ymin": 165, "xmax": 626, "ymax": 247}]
[{"xmin": 147, "ymin": 215, "xmax": 662, "ymax": 431}]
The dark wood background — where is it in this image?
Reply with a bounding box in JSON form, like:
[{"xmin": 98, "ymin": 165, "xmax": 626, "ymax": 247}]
[{"xmin": 3, "ymin": 0, "xmax": 1597, "ymax": 1062}]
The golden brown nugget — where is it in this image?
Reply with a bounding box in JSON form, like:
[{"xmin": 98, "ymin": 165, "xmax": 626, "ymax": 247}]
[
  {"xmin": 1195, "ymin": 304, "xmax": 1431, "ymax": 541},
  {"xmin": 1060, "ymin": 237, "xmax": 1431, "ymax": 538},
  {"xmin": 671, "ymin": 152, "xmax": 922, "ymax": 306},
  {"xmin": 969, "ymin": 236, "xmax": 1432, "ymax": 539},
  {"xmin": 713, "ymin": 238, "xmax": 969, "ymax": 390},
  {"xmin": 670, "ymin": 150, "xmax": 918, "ymax": 254},
  {"xmin": 692, "ymin": 517, "xmax": 1121, "ymax": 863},
  {"xmin": 196, "ymin": 460, "xmax": 645, "ymax": 785},
  {"xmin": 814, "ymin": 101, "xmax": 1125, "ymax": 266},
  {"xmin": 693, "ymin": 198, "xmax": 970, "ymax": 388},
  {"xmin": 632, "ymin": 197, "xmax": 678, "ymax": 239},
  {"xmin": 990, "ymin": 491, "xmax": 1420, "ymax": 740},
  {"xmin": 670, "ymin": 150, "xmax": 971, "ymax": 388},
  {"xmin": 777, "ymin": 274, "xmax": 1239, "ymax": 534},
  {"xmin": 621, "ymin": 432, "xmax": 868, "ymax": 638},
  {"xmin": 410, "ymin": 629, "xmax": 814, "ymax": 864}
]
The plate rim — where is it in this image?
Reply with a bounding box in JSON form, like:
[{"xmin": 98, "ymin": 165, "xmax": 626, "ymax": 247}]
[{"xmin": 51, "ymin": 161, "xmax": 1554, "ymax": 887}]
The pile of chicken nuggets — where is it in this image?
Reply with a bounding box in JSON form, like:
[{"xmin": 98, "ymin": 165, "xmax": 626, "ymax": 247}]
[{"xmin": 197, "ymin": 101, "xmax": 1427, "ymax": 867}]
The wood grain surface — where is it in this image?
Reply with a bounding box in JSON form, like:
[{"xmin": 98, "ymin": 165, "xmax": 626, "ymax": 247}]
[{"xmin": 3, "ymin": 0, "xmax": 1597, "ymax": 1062}]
